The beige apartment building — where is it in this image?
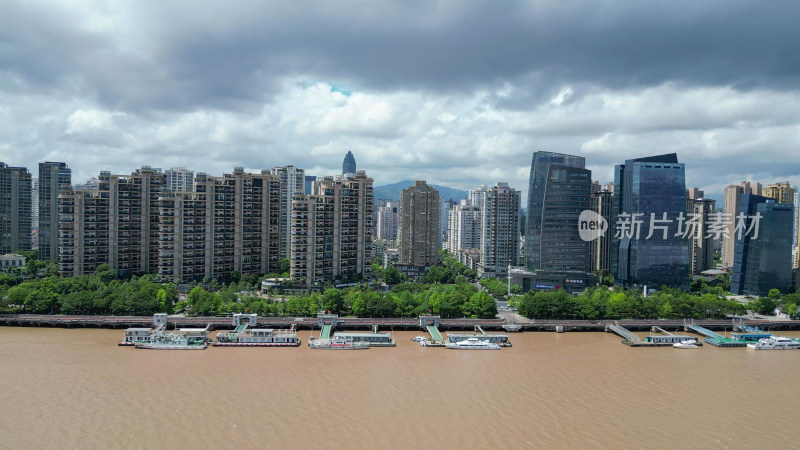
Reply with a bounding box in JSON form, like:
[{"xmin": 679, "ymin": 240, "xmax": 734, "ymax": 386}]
[{"xmin": 290, "ymin": 171, "xmax": 374, "ymax": 285}]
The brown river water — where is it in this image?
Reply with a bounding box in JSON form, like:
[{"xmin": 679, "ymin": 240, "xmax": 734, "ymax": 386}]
[{"xmin": 1, "ymin": 327, "xmax": 799, "ymax": 450}]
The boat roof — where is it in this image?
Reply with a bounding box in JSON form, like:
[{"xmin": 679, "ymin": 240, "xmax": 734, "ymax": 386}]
[
  {"xmin": 179, "ymin": 328, "xmax": 209, "ymax": 332},
  {"xmin": 334, "ymin": 332, "xmax": 391, "ymax": 337},
  {"xmin": 447, "ymin": 333, "xmax": 508, "ymax": 337},
  {"xmin": 126, "ymin": 327, "xmax": 152, "ymax": 331}
]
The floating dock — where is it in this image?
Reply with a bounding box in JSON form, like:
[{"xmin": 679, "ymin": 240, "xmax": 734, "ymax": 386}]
[
  {"xmin": 607, "ymin": 322, "xmax": 698, "ymax": 347},
  {"xmin": 685, "ymin": 323, "xmax": 771, "ymax": 347}
]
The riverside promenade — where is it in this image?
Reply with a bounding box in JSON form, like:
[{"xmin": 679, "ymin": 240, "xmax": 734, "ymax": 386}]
[{"xmin": 3, "ymin": 314, "xmax": 800, "ymax": 332}]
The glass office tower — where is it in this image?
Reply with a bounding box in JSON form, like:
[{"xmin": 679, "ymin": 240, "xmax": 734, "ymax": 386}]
[
  {"xmin": 611, "ymin": 153, "xmax": 689, "ymax": 289},
  {"xmin": 731, "ymin": 195, "xmax": 794, "ymax": 296},
  {"xmin": 525, "ymin": 151, "xmax": 591, "ymax": 272}
]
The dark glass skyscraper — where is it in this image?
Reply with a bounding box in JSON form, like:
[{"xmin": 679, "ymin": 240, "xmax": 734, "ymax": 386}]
[
  {"xmin": 731, "ymin": 195, "xmax": 794, "ymax": 296},
  {"xmin": 342, "ymin": 151, "xmax": 357, "ymax": 175},
  {"xmin": 611, "ymin": 153, "xmax": 688, "ymax": 289},
  {"xmin": 525, "ymin": 151, "xmax": 591, "ymax": 272}
]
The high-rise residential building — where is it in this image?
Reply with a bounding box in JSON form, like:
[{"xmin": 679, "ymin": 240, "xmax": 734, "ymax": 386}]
[
  {"xmin": 59, "ymin": 167, "xmax": 283, "ymax": 282},
  {"xmin": 793, "ymin": 190, "xmax": 800, "ymax": 269},
  {"xmin": 722, "ymin": 181, "xmax": 763, "ymax": 268},
  {"xmin": 731, "ymin": 195, "xmax": 794, "ymax": 296},
  {"xmin": 611, "ymin": 153, "xmax": 688, "ymax": 289},
  {"xmin": 342, "ymin": 151, "xmax": 357, "ymax": 175},
  {"xmin": 290, "ymin": 171, "xmax": 373, "ymax": 285},
  {"xmin": 763, "ymin": 182, "xmax": 794, "ymax": 204},
  {"xmin": 38, "ymin": 162, "xmax": 71, "ymax": 261},
  {"xmin": 59, "ymin": 167, "xmax": 165, "ymax": 277},
  {"xmin": 158, "ymin": 169, "xmax": 281, "ymax": 283},
  {"xmin": 31, "ymin": 178, "xmax": 39, "ymax": 249},
  {"xmin": 57, "ymin": 189, "xmax": 109, "ymax": 277},
  {"xmin": 468, "ymin": 184, "xmax": 489, "ymax": 211},
  {"xmin": 398, "ymin": 181, "xmax": 440, "ymax": 277},
  {"xmin": 604, "ymin": 182, "xmax": 615, "ymax": 194},
  {"xmin": 0, "ymin": 162, "xmax": 32, "ymax": 253},
  {"xmin": 446, "ymin": 199, "xmax": 481, "ymax": 254},
  {"xmin": 526, "ymin": 151, "xmax": 592, "ymax": 272},
  {"xmin": 164, "ymin": 167, "xmax": 194, "ymax": 192},
  {"xmin": 270, "ymin": 165, "xmax": 306, "ymax": 258},
  {"xmin": 591, "ymin": 181, "xmax": 601, "ymax": 193},
  {"xmin": 440, "ymin": 198, "xmax": 456, "ymax": 247},
  {"xmin": 376, "ymin": 201, "xmax": 399, "ymax": 241},
  {"xmin": 104, "ymin": 167, "xmax": 165, "ymax": 276},
  {"xmin": 590, "ymin": 190, "xmax": 612, "ymax": 275},
  {"xmin": 686, "ymin": 187, "xmax": 704, "ymax": 200},
  {"xmin": 687, "ymin": 198, "xmax": 716, "ymax": 275},
  {"xmin": 478, "ymin": 182, "xmax": 521, "ymax": 278}
]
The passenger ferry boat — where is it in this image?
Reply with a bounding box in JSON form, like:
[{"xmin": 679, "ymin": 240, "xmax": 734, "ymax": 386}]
[
  {"xmin": 214, "ymin": 328, "xmax": 301, "ymax": 347},
  {"xmin": 308, "ymin": 337, "xmax": 369, "ymax": 350},
  {"xmin": 445, "ymin": 337, "xmax": 501, "ymax": 350},
  {"xmin": 135, "ymin": 325, "xmax": 210, "ymax": 350},
  {"xmin": 673, "ymin": 339, "xmax": 699, "ymax": 349},
  {"xmin": 134, "ymin": 333, "xmax": 208, "ymax": 350},
  {"xmin": 119, "ymin": 327, "xmax": 153, "ymax": 346},
  {"xmin": 746, "ymin": 336, "xmax": 800, "ymax": 350}
]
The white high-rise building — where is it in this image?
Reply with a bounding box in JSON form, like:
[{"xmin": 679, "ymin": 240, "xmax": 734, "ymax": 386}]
[
  {"xmin": 31, "ymin": 178, "xmax": 39, "ymax": 233},
  {"xmin": 271, "ymin": 165, "xmax": 306, "ymax": 258},
  {"xmin": 469, "ymin": 184, "xmax": 489, "ymax": 211},
  {"xmin": 165, "ymin": 167, "xmax": 194, "ymax": 192},
  {"xmin": 376, "ymin": 201, "xmax": 399, "ymax": 241},
  {"xmin": 446, "ymin": 199, "xmax": 481, "ymax": 254},
  {"xmin": 478, "ymin": 182, "xmax": 521, "ymax": 279}
]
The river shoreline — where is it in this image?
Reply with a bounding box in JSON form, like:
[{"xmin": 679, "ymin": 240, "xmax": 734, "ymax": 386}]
[{"xmin": 3, "ymin": 313, "xmax": 800, "ymax": 332}]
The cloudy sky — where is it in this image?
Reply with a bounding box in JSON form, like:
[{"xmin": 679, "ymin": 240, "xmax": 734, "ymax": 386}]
[{"xmin": 2, "ymin": 0, "xmax": 799, "ymax": 202}]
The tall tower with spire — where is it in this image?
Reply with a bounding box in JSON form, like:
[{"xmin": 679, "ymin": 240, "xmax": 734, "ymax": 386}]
[{"xmin": 342, "ymin": 151, "xmax": 357, "ymax": 175}]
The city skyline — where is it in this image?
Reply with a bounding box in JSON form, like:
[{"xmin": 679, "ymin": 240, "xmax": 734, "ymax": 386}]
[{"xmin": 2, "ymin": 2, "xmax": 800, "ymax": 202}]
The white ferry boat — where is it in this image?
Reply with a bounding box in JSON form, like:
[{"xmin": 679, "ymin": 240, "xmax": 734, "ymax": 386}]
[
  {"xmin": 445, "ymin": 337, "xmax": 501, "ymax": 350},
  {"xmin": 746, "ymin": 336, "xmax": 800, "ymax": 350},
  {"xmin": 673, "ymin": 339, "xmax": 699, "ymax": 349},
  {"xmin": 308, "ymin": 337, "xmax": 369, "ymax": 350}
]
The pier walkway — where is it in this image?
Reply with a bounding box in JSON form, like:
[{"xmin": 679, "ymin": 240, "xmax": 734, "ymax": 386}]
[
  {"xmin": 426, "ymin": 325, "xmax": 444, "ymax": 342},
  {"xmin": 607, "ymin": 323, "xmax": 641, "ymax": 343},
  {"xmin": 686, "ymin": 324, "xmax": 724, "ymax": 340},
  {"xmin": 320, "ymin": 324, "xmax": 332, "ymax": 340}
]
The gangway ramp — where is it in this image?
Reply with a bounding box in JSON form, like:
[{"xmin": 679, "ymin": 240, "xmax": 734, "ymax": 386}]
[
  {"xmin": 321, "ymin": 324, "xmax": 332, "ymax": 340},
  {"xmin": 607, "ymin": 323, "xmax": 641, "ymax": 343},
  {"xmin": 233, "ymin": 323, "xmax": 249, "ymax": 335},
  {"xmin": 426, "ymin": 325, "xmax": 444, "ymax": 343},
  {"xmin": 686, "ymin": 324, "xmax": 724, "ymax": 340}
]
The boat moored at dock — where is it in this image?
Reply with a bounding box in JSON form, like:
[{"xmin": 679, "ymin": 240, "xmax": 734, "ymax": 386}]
[
  {"xmin": 308, "ymin": 337, "xmax": 369, "ymax": 350},
  {"xmin": 332, "ymin": 331, "xmax": 395, "ymax": 347},
  {"xmin": 134, "ymin": 332, "xmax": 208, "ymax": 350},
  {"xmin": 746, "ymin": 336, "xmax": 800, "ymax": 350},
  {"xmin": 214, "ymin": 328, "xmax": 301, "ymax": 346},
  {"xmin": 119, "ymin": 327, "xmax": 153, "ymax": 346},
  {"xmin": 445, "ymin": 337, "xmax": 501, "ymax": 350},
  {"xmin": 673, "ymin": 339, "xmax": 699, "ymax": 349},
  {"xmin": 134, "ymin": 323, "xmax": 210, "ymax": 350}
]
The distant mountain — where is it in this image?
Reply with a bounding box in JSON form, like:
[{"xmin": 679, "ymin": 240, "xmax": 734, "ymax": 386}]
[{"xmin": 374, "ymin": 180, "xmax": 468, "ymax": 202}]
